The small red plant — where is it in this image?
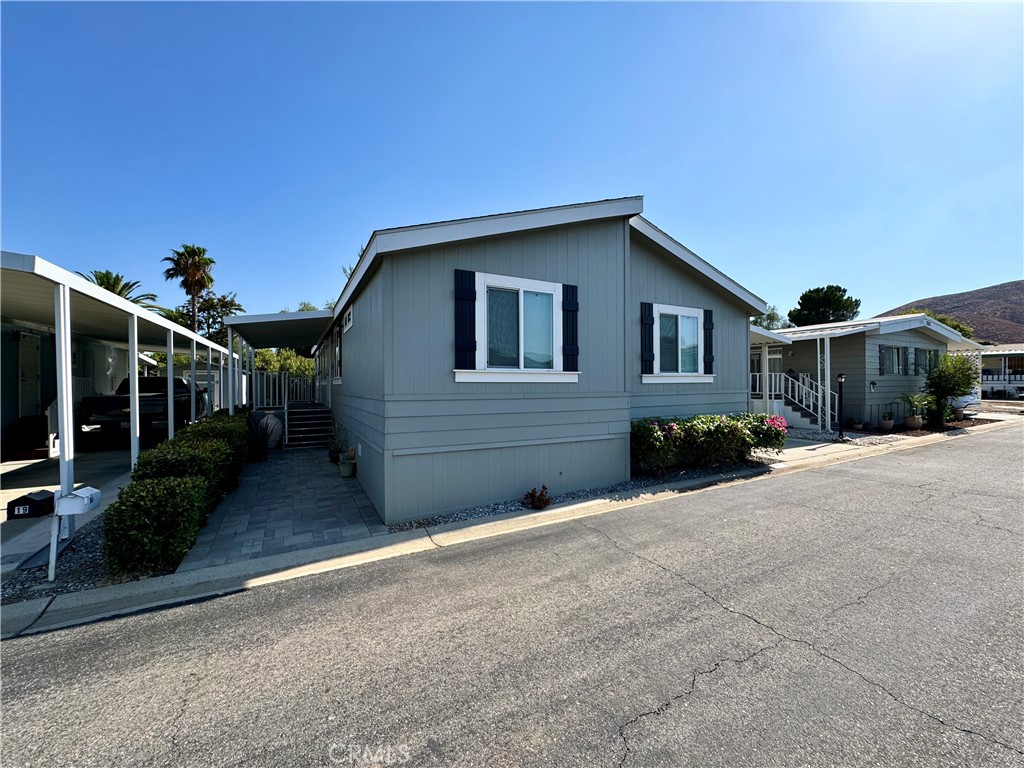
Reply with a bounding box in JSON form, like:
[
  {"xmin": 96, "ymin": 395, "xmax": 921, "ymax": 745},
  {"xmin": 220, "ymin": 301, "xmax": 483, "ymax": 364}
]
[{"xmin": 523, "ymin": 485, "xmax": 551, "ymax": 510}]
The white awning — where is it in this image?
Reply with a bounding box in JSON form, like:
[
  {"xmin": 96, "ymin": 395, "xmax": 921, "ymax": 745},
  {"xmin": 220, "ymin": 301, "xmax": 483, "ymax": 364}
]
[{"xmin": 224, "ymin": 310, "xmax": 333, "ymax": 349}]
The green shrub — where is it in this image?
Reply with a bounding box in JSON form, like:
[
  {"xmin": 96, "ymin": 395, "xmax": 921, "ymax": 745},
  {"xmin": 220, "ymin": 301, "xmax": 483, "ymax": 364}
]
[
  {"xmin": 679, "ymin": 415, "xmax": 753, "ymax": 467},
  {"xmin": 631, "ymin": 412, "xmax": 788, "ymax": 474},
  {"xmin": 631, "ymin": 418, "xmax": 685, "ymax": 474},
  {"xmin": 176, "ymin": 413, "xmax": 249, "ymax": 470},
  {"xmin": 132, "ymin": 438, "xmax": 237, "ymax": 511},
  {"xmin": 104, "ymin": 477, "xmax": 207, "ymax": 575}
]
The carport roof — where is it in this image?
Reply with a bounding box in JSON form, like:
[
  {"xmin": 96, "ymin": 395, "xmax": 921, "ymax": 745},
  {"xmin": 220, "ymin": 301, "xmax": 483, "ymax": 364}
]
[
  {"xmin": 224, "ymin": 310, "xmax": 333, "ymax": 349},
  {"xmin": 1, "ymin": 251, "xmax": 229, "ymax": 355}
]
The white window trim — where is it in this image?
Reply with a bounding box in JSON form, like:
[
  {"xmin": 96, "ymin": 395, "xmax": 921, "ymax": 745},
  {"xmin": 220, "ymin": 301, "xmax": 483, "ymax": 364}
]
[
  {"xmin": 646, "ymin": 302, "xmax": 709, "ymax": 383},
  {"xmin": 342, "ymin": 306, "xmax": 353, "ymax": 333},
  {"xmin": 454, "ymin": 271, "xmax": 579, "ymax": 384}
]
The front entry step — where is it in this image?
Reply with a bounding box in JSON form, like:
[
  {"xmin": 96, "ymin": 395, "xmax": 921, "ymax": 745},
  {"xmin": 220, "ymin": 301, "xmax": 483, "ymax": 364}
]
[{"xmin": 284, "ymin": 404, "xmax": 333, "ymax": 449}]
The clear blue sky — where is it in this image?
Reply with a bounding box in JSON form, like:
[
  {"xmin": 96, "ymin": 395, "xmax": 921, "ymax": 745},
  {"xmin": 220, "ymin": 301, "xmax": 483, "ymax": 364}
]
[{"xmin": 3, "ymin": 2, "xmax": 1021, "ymax": 319}]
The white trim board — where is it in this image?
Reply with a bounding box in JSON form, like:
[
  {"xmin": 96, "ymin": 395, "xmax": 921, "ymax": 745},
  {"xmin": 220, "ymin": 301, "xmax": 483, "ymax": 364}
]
[{"xmin": 629, "ymin": 216, "xmax": 767, "ymax": 315}]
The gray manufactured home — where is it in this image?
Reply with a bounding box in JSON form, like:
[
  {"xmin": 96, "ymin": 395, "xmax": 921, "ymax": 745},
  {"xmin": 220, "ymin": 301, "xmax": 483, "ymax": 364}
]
[{"xmin": 231, "ymin": 197, "xmax": 767, "ymax": 523}]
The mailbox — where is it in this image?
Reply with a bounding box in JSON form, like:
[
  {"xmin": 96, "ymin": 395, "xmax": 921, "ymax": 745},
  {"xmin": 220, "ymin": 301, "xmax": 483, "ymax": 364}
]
[
  {"xmin": 6, "ymin": 490, "xmax": 55, "ymax": 519},
  {"xmin": 55, "ymin": 487, "xmax": 101, "ymax": 516}
]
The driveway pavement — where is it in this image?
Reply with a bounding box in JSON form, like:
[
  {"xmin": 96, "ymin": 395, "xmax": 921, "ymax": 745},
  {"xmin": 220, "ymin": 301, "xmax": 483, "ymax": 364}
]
[{"xmin": 1, "ymin": 425, "xmax": 1020, "ymax": 766}]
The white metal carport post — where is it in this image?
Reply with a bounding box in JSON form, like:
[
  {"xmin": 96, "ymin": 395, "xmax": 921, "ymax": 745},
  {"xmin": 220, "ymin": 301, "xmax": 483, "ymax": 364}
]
[
  {"xmin": 49, "ymin": 283, "xmax": 75, "ymax": 581},
  {"xmin": 227, "ymin": 327, "xmax": 235, "ymax": 415},
  {"xmin": 167, "ymin": 330, "xmax": 175, "ymax": 440},
  {"xmin": 824, "ymin": 337, "xmax": 832, "ymax": 430},
  {"xmin": 206, "ymin": 345, "xmax": 213, "ymax": 416},
  {"xmin": 190, "ymin": 338, "xmax": 197, "ymax": 422},
  {"xmin": 128, "ymin": 315, "xmax": 141, "ymax": 467}
]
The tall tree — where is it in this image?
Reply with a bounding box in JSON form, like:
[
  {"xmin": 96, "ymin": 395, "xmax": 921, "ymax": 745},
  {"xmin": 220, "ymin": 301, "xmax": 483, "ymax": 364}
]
[
  {"xmin": 76, "ymin": 270, "xmax": 158, "ymax": 306},
  {"xmin": 177, "ymin": 290, "xmax": 245, "ymax": 346},
  {"xmin": 162, "ymin": 244, "xmax": 216, "ymax": 332},
  {"xmin": 751, "ymin": 304, "xmax": 793, "ymax": 330},
  {"xmin": 788, "ymin": 285, "xmax": 861, "ymax": 326}
]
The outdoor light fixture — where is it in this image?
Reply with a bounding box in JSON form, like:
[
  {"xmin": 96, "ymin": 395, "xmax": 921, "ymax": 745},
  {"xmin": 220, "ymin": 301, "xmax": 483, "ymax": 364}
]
[
  {"xmin": 869, "ymin": 380, "xmax": 877, "ymax": 392},
  {"xmin": 836, "ymin": 373, "xmax": 846, "ymax": 438}
]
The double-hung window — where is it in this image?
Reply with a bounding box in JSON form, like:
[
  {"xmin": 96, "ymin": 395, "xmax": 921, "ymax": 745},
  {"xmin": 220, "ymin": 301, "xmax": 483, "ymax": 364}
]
[
  {"xmin": 453, "ymin": 270, "xmax": 580, "ymax": 383},
  {"xmin": 880, "ymin": 345, "xmax": 905, "ymax": 375},
  {"xmin": 915, "ymin": 348, "xmax": 939, "ymax": 375},
  {"xmin": 643, "ymin": 303, "xmax": 711, "ymax": 383}
]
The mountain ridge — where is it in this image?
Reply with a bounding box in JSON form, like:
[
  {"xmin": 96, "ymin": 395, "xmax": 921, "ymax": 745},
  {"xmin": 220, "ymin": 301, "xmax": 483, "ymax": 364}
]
[{"xmin": 881, "ymin": 280, "xmax": 1023, "ymax": 344}]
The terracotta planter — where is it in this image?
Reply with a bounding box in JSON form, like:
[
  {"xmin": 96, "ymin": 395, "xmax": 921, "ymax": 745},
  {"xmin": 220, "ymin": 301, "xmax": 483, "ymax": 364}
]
[
  {"xmin": 339, "ymin": 460, "xmax": 356, "ymax": 478},
  {"xmin": 880, "ymin": 419, "xmax": 894, "ymax": 431},
  {"xmin": 903, "ymin": 415, "xmax": 923, "ymax": 429},
  {"xmin": 952, "ymin": 407, "xmax": 965, "ymax": 421}
]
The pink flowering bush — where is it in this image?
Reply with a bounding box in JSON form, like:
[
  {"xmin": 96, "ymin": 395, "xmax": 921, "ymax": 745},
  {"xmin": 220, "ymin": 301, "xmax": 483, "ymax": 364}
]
[{"xmin": 631, "ymin": 412, "xmax": 788, "ymax": 474}]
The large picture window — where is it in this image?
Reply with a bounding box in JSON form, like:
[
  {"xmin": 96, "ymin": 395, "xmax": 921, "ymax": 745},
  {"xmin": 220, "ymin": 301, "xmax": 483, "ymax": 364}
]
[
  {"xmin": 644, "ymin": 303, "xmax": 710, "ymax": 382},
  {"xmin": 453, "ymin": 270, "xmax": 579, "ymax": 383}
]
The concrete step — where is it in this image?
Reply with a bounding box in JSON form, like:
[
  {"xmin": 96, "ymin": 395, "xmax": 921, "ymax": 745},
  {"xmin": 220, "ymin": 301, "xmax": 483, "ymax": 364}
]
[{"xmin": 781, "ymin": 404, "xmax": 817, "ymax": 430}]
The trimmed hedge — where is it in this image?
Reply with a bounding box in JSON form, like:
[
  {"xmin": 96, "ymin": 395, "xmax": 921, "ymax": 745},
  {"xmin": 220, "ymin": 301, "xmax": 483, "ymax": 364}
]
[
  {"xmin": 131, "ymin": 438, "xmax": 237, "ymax": 514},
  {"xmin": 104, "ymin": 476, "xmax": 207, "ymax": 574},
  {"xmin": 105, "ymin": 412, "xmax": 251, "ymax": 576},
  {"xmin": 631, "ymin": 413, "xmax": 788, "ymax": 474},
  {"xmin": 175, "ymin": 412, "xmax": 249, "ymax": 471}
]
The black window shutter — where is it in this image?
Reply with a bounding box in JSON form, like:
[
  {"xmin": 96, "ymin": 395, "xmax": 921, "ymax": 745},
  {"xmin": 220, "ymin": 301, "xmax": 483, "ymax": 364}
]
[
  {"xmin": 454, "ymin": 269, "xmax": 476, "ymax": 370},
  {"xmin": 562, "ymin": 284, "xmax": 579, "ymax": 372},
  {"xmin": 879, "ymin": 345, "xmax": 886, "ymax": 375},
  {"xmin": 903, "ymin": 346, "xmax": 911, "ymax": 376},
  {"xmin": 640, "ymin": 302, "xmax": 655, "ymax": 375},
  {"xmin": 703, "ymin": 309, "xmax": 715, "ymax": 375}
]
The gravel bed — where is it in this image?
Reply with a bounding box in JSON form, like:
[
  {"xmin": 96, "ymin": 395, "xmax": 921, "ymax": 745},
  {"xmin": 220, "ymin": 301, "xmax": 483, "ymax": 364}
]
[
  {"xmin": 387, "ymin": 461, "xmax": 767, "ymax": 533},
  {"xmin": 0, "ymin": 515, "xmax": 158, "ymax": 605}
]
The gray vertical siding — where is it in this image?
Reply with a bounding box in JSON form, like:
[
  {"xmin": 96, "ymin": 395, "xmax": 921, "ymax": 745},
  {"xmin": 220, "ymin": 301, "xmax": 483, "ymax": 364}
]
[
  {"xmin": 331, "ymin": 264, "xmax": 387, "ymax": 516},
  {"xmin": 329, "ymin": 216, "xmax": 763, "ymax": 524},
  {"xmin": 377, "ymin": 218, "xmax": 632, "ymax": 522},
  {"xmin": 627, "ymin": 231, "xmax": 753, "ymax": 419}
]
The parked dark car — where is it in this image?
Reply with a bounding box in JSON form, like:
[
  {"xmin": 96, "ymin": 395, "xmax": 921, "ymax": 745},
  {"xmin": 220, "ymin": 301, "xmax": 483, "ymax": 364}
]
[{"xmin": 77, "ymin": 377, "xmax": 209, "ymax": 449}]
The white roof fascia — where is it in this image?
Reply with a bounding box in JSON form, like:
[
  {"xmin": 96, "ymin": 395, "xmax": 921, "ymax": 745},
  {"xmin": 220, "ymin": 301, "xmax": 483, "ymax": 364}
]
[
  {"xmin": 2, "ymin": 251, "xmax": 231, "ymax": 355},
  {"xmin": 629, "ymin": 216, "xmax": 767, "ymax": 314},
  {"xmin": 225, "ymin": 309, "xmax": 333, "ymax": 326},
  {"xmin": 980, "ymin": 345, "xmax": 1024, "ymax": 356},
  {"xmin": 323, "ymin": 197, "xmax": 646, "ymax": 345},
  {"xmin": 870, "ymin": 314, "xmax": 982, "ymax": 348},
  {"xmin": 749, "ymin": 325, "xmax": 793, "ymax": 345},
  {"xmin": 779, "ymin": 325, "xmax": 877, "ymax": 341}
]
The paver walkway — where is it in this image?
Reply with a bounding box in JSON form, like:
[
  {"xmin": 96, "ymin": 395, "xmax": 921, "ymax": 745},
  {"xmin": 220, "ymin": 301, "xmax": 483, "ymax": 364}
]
[{"xmin": 176, "ymin": 448, "xmax": 386, "ymax": 572}]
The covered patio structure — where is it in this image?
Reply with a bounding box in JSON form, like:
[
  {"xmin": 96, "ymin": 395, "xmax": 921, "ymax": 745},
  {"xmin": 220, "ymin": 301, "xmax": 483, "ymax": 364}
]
[
  {"xmin": 223, "ymin": 310, "xmax": 334, "ymax": 447},
  {"xmin": 1, "ymin": 251, "xmax": 241, "ymax": 577}
]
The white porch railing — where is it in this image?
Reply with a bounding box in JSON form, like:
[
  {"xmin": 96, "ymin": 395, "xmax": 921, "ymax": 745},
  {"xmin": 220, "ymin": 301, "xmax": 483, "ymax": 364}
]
[
  {"xmin": 982, "ymin": 373, "xmax": 1024, "ymax": 384},
  {"xmin": 749, "ymin": 372, "xmax": 785, "ymax": 397},
  {"xmin": 252, "ymin": 372, "xmax": 316, "ymax": 409},
  {"xmin": 780, "ymin": 374, "xmax": 838, "ymax": 429}
]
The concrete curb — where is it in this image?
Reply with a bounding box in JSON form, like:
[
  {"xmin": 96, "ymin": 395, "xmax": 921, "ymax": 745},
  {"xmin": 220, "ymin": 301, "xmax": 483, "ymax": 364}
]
[
  {"xmin": 2, "ymin": 529, "xmax": 431, "ymax": 638},
  {"xmin": 2, "ymin": 417, "xmax": 1019, "ymax": 639}
]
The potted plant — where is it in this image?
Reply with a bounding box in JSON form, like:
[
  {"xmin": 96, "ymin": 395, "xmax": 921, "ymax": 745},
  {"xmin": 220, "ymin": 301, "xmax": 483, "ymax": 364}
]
[
  {"xmin": 880, "ymin": 408, "xmax": 895, "ymax": 431},
  {"xmin": 846, "ymin": 416, "xmax": 864, "ymax": 431},
  {"xmin": 339, "ymin": 447, "xmax": 357, "ymax": 478},
  {"xmin": 328, "ymin": 440, "xmax": 340, "ymax": 464},
  {"xmin": 900, "ymin": 392, "xmax": 933, "ymax": 429}
]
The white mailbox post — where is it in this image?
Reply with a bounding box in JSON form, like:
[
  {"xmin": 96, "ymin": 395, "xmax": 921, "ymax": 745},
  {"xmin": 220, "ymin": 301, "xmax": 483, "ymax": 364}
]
[{"xmin": 48, "ymin": 487, "xmax": 101, "ymax": 582}]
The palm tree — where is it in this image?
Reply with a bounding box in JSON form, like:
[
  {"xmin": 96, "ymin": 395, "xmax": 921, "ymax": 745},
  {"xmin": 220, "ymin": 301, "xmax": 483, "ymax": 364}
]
[
  {"xmin": 162, "ymin": 244, "xmax": 215, "ymax": 332},
  {"xmin": 76, "ymin": 270, "xmax": 159, "ymax": 306}
]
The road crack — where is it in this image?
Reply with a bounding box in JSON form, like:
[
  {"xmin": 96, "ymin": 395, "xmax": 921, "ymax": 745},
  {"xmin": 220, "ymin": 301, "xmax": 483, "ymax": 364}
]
[
  {"xmin": 824, "ymin": 576, "xmax": 898, "ymax": 619},
  {"xmin": 615, "ymin": 642, "xmax": 779, "ymax": 767},
  {"xmin": 576, "ymin": 519, "xmax": 1024, "ymax": 761},
  {"xmin": 168, "ymin": 671, "xmax": 202, "ymax": 757}
]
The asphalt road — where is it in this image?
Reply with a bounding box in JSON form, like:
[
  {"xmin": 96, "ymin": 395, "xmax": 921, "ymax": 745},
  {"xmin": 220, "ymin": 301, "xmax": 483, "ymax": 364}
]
[{"xmin": 3, "ymin": 427, "xmax": 1022, "ymax": 768}]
